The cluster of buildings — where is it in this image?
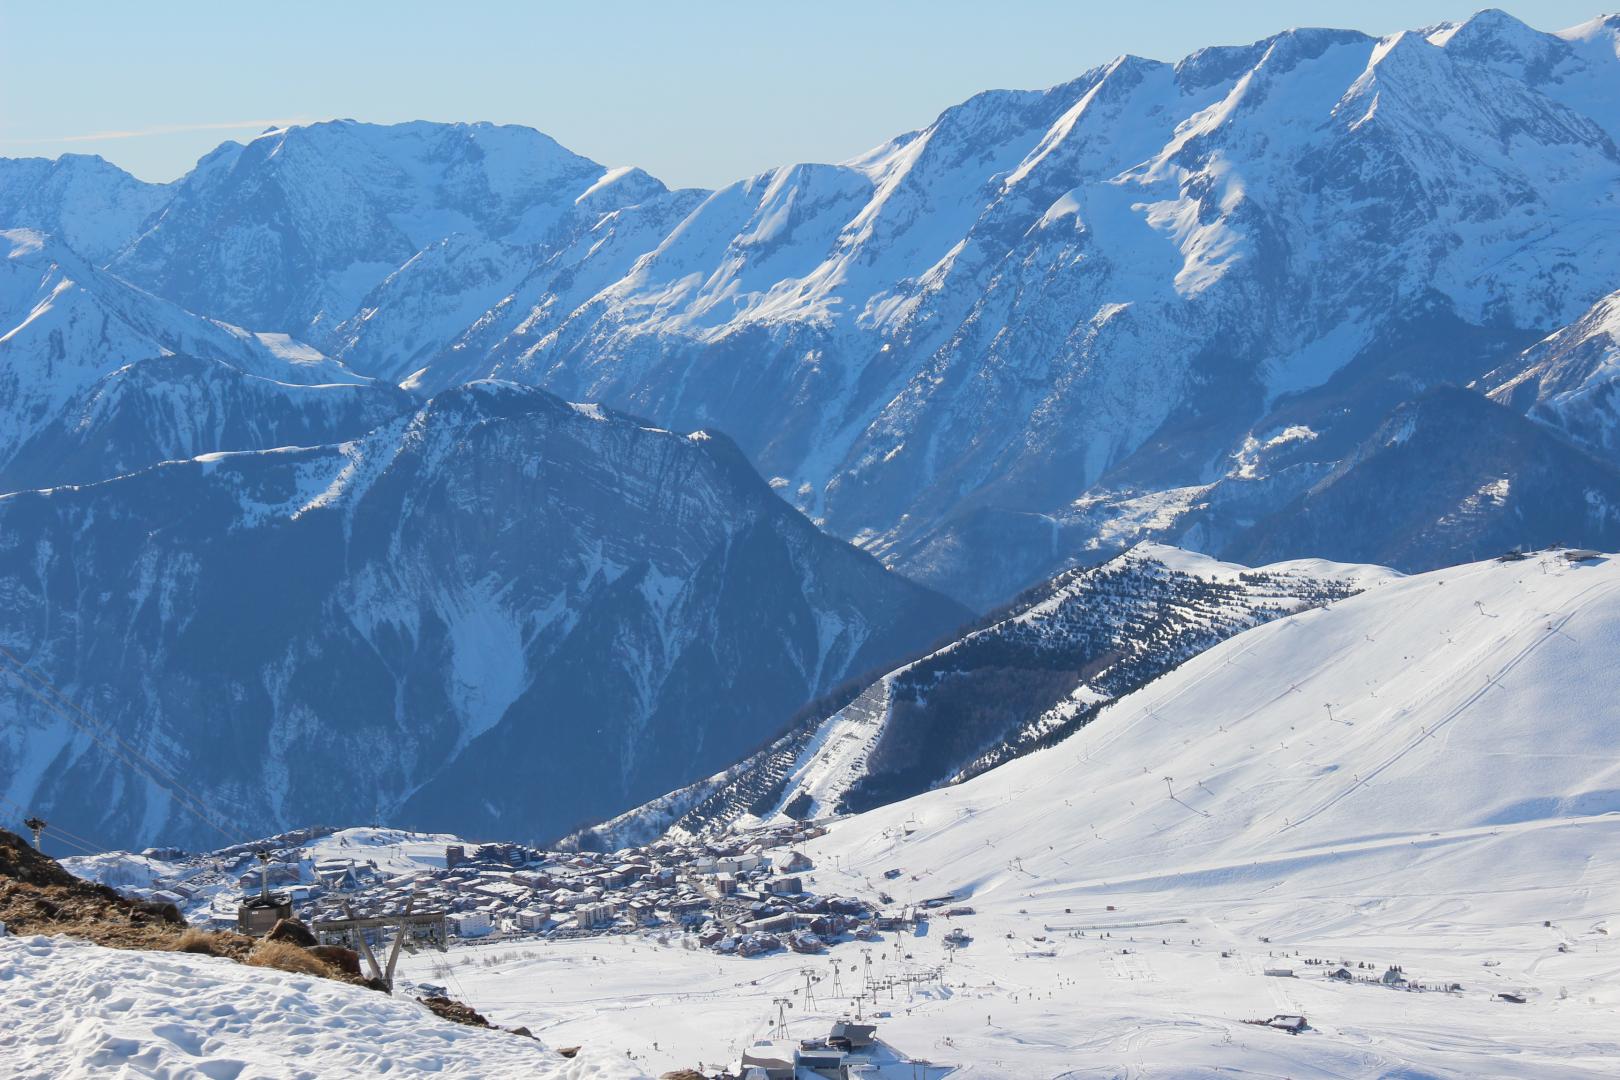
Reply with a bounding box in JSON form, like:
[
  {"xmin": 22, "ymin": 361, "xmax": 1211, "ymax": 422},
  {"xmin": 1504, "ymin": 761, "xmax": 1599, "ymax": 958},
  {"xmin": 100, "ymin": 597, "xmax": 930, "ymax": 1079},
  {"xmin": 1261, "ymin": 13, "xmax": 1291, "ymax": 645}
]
[
  {"xmin": 737, "ymin": 1021, "xmax": 953, "ymax": 1079},
  {"xmin": 213, "ymin": 823, "xmax": 905, "ymax": 958},
  {"xmin": 81, "ymin": 821, "xmax": 924, "ymax": 964}
]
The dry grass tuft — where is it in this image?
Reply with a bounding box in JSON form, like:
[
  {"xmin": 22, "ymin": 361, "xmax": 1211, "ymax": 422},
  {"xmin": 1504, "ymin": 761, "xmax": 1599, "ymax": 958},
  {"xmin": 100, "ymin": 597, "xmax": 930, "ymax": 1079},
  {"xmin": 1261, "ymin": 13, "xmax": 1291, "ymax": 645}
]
[
  {"xmin": 174, "ymin": 927, "xmax": 231, "ymax": 956},
  {"xmin": 247, "ymin": 938, "xmax": 339, "ymax": 978}
]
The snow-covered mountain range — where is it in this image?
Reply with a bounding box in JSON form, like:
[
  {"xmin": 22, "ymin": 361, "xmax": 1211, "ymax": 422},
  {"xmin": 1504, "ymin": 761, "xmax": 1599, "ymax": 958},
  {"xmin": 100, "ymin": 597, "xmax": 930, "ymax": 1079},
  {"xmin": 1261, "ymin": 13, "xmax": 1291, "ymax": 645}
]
[
  {"xmin": 0, "ymin": 381, "xmax": 965, "ymax": 850},
  {"xmin": 6, "ymin": 8, "xmax": 1620, "ymax": 861},
  {"xmin": 6, "ymin": 13, "xmax": 1620, "ymax": 609},
  {"xmin": 13, "ymin": 10, "xmax": 1620, "ymax": 608}
]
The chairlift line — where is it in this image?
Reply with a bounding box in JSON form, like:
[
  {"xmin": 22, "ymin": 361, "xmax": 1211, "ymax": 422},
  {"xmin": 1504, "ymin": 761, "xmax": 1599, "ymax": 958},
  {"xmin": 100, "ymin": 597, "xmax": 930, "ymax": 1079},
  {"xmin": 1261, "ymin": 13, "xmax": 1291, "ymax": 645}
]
[
  {"xmin": 0, "ymin": 788, "xmax": 106, "ymax": 853},
  {"xmin": 39, "ymin": 825, "xmax": 102, "ymax": 857},
  {"xmin": 0, "ymin": 647, "xmax": 242, "ymax": 845},
  {"xmin": 0, "ymin": 643, "xmax": 232, "ymax": 822}
]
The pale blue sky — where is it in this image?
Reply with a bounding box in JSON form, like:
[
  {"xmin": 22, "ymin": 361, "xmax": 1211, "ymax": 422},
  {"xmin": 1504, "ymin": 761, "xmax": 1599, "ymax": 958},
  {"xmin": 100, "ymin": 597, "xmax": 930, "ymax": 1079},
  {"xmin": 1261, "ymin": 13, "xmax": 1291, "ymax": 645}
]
[{"xmin": 0, "ymin": 1, "xmax": 1605, "ymax": 188}]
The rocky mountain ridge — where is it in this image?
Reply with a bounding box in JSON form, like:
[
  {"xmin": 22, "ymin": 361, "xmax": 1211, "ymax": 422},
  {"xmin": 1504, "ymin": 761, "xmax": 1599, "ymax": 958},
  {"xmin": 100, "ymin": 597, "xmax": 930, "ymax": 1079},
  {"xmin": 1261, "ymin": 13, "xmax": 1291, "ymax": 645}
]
[{"xmin": 0, "ymin": 381, "xmax": 966, "ymax": 850}]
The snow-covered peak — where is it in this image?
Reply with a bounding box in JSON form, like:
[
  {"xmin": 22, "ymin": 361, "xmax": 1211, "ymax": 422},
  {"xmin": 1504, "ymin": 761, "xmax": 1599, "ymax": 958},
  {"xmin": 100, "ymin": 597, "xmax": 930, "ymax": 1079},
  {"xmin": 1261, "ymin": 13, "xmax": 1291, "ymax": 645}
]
[
  {"xmin": 109, "ymin": 119, "xmax": 670, "ymax": 343},
  {"xmin": 0, "ymin": 226, "xmax": 361, "ymax": 384},
  {"xmin": 0, "ymin": 153, "xmax": 168, "ymax": 263},
  {"xmin": 1427, "ymin": 7, "xmax": 1548, "ymax": 52},
  {"xmin": 0, "ymin": 227, "xmax": 403, "ymax": 491},
  {"xmin": 1557, "ymin": 11, "xmax": 1620, "ymax": 46}
]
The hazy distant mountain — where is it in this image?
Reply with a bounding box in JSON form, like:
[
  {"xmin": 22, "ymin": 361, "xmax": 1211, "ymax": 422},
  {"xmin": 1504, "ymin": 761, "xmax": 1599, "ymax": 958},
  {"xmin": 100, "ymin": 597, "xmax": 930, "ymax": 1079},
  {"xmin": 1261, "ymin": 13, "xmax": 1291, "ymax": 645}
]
[
  {"xmin": 0, "ymin": 228, "xmax": 408, "ymax": 491},
  {"xmin": 0, "ymin": 155, "xmax": 167, "ymax": 263},
  {"xmin": 0, "ymin": 381, "xmax": 966, "ymax": 850},
  {"xmin": 1228, "ymin": 386, "xmax": 1620, "ymax": 569},
  {"xmin": 107, "ymin": 121, "xmax": 671, "ymax": 354}
]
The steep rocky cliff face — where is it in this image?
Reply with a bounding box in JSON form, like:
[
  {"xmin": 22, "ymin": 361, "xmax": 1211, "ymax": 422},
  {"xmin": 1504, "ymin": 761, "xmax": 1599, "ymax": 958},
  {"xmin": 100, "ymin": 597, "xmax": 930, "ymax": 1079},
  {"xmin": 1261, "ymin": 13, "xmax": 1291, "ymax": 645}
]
[{"xmin": 0, "ymin": 382, "xmax": 967, "ymax": 849}]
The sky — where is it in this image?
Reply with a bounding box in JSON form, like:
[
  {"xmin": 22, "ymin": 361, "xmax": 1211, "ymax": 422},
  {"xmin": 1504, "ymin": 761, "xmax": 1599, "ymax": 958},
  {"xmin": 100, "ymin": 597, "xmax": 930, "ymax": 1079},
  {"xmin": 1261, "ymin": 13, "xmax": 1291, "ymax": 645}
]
[{"xmin": 0, "ymin": 1, "xmax": 1607, "ymax": 189}]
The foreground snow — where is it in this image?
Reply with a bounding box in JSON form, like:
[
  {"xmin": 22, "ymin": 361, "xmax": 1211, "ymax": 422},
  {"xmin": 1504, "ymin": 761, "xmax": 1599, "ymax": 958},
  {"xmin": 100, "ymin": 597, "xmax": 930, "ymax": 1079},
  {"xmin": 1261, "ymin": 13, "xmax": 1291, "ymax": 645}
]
[
  {"xmin": 0, "ymin": 934, "xmax": 644, "ymax": 1080},
  {"xmin": 401, "ymin": 551, "xmax": 1620, "ymax": 1077}
]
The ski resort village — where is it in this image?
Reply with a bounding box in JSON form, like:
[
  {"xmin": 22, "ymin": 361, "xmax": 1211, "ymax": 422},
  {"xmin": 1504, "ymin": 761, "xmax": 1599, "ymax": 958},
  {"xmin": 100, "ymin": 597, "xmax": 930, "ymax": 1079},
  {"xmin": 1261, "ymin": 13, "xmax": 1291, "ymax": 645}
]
[
  {"xmin": 67, "ymin": 822, "xmax": 875, "ymax": 959},
  {"xmin": 9, "ymin": 5, "xmax": 1620, "ymax": 1077},
  {"xmin": 5, "ymin": 547, "xmax": 1615, "ymax": 1077}
]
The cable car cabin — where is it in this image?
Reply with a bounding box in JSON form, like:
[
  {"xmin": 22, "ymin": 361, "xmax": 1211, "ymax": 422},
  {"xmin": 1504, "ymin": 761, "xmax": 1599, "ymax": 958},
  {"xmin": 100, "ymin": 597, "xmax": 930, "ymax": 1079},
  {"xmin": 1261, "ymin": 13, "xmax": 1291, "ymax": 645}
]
[{"xmin": 238, "ymin": 894, "xmax": 293, "ymax": 936}]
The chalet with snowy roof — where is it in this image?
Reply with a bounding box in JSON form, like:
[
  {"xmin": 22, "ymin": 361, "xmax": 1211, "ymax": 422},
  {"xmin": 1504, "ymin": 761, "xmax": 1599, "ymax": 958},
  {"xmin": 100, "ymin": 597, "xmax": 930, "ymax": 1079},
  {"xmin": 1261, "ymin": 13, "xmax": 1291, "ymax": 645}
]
[{"xmin": 774, "ymin": 850, "xmax": 814, "ymax": 874}]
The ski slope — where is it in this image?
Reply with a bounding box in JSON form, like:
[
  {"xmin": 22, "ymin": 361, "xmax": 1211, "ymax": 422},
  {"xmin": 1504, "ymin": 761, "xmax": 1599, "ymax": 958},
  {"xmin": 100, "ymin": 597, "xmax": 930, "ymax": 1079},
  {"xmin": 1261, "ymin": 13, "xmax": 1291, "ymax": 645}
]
[
  {"xmin": 820, "ymin": 549, "xmax": 1620, "ymax": 912},
  {"xmin": 402, "ymin": 551, "xmax": 1620, "ymax": 1077}
]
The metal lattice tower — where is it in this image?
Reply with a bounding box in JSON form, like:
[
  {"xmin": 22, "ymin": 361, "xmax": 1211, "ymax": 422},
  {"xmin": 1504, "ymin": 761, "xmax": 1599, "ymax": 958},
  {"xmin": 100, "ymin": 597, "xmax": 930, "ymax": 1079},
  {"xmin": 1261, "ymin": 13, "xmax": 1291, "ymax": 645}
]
[{"xmin": 22, "ymin": 816, "xmax": 46, "ymax": 850}]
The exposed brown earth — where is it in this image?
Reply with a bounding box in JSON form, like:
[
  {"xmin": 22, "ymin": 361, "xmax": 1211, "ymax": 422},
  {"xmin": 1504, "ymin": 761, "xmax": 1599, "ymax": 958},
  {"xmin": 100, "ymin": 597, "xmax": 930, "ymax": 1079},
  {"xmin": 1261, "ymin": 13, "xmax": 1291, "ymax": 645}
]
[{"xmin": 0, "ymin": 828, "xmax": 492, "ymax": 1030}]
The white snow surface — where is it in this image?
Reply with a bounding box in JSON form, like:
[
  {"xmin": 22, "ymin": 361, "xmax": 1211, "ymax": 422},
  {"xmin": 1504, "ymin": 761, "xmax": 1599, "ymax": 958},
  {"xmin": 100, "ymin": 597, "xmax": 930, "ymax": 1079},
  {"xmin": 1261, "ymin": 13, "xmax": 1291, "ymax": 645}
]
[
  {"xmin": 0, "ymin": 934, "xmax": 642, "ymax": 1080},
  {"xmin": 401, "ymin": 551, "xmax": 1620, "ymax": 1077},
  {"xmin": 298, "ymin": 827, "xmax": 466, "ymax": 876}
]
